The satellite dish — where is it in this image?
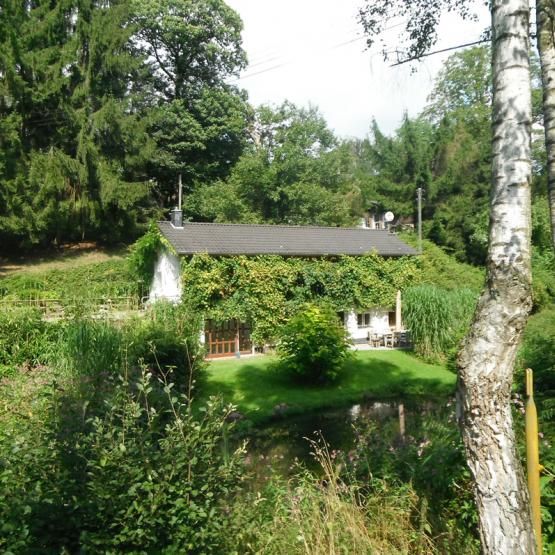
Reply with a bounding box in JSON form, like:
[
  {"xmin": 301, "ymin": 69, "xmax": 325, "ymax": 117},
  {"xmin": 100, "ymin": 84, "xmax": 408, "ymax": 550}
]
[{"xmin": 384, "ymin": 211, "xmax": 395, "ymax": 222}]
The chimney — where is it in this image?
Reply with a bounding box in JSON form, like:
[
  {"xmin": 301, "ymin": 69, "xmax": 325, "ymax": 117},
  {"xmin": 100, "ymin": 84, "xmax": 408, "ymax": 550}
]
[{"xmin": 170, "ymin": 207, "xmax": 183, "ymax": 228}]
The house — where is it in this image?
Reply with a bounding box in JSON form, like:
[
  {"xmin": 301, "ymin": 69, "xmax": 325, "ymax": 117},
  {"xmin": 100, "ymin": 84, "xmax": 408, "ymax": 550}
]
[
  {"xmin": 361, "ymin": 209, "xmax": 415, "ymax": 233},
  {"xmin": 150, "ymin": 209, "xmax": 417, "ymax": 358}
]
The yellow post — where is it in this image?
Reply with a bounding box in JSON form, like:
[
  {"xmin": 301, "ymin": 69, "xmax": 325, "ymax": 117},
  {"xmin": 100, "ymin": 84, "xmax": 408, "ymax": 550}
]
[{"xmin": 525, "ymin": 368, "xmax": 542, "ymax": 554}]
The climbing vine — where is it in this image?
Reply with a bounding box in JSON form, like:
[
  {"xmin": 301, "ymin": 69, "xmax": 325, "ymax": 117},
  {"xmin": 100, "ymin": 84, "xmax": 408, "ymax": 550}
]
[
  {"xmin": 128, "ymin": 223, "xmax": 175, "ymax": 288},
  {"xmin": 181, "ymin": 253, "xmax": 421, "ymax": 343}
]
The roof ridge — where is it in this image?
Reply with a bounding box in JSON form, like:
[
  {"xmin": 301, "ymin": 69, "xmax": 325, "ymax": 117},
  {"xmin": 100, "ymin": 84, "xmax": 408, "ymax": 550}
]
[{"xmin": 158, "ymin": 220, "xmax": 390, "ymax": 232}]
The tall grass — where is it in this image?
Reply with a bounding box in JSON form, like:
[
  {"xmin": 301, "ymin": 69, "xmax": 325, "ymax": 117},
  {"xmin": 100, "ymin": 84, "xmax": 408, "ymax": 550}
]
[
  {"xmin": 0, "ymin": 307, "xmax": 60, "ymax": 376},
  {"xmin": 404, "ymin": 285, "xmax": 477, "ymax": 361},
  {"xmin": 232, "ymin": 439, "xmax": 437, "ymax": 554}
]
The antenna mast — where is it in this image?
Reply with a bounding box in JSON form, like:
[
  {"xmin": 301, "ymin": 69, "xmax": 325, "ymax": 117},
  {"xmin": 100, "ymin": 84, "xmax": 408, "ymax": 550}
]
[{"xmin": 178, "ymin": 173, "xmax": 182, "ymax": 210}]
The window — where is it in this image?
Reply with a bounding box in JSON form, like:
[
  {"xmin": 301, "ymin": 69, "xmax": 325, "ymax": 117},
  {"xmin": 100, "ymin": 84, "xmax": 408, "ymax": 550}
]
[
  {"xmin": 388, "ymin": 311, "xmax": 396, "ymax": 328},
  {"xmin": 357, "ymin": 312, "xmax": 371, "ymax": 328}
]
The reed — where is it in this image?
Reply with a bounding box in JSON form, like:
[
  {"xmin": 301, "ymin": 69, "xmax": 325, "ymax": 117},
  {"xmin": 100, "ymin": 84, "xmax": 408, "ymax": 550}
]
[{"xmin": 403, "ymin": 285, "xmax": 477, "ymax": 360}]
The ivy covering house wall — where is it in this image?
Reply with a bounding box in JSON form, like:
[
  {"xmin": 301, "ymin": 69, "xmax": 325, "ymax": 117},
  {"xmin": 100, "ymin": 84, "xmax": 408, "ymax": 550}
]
[
  {"xmin": 128, "ymin": 223, "xmax": 176, "ymax": 288},
  {"xmin": 180, "ymin": 253, "xmax": 421, "ymax": 343}
]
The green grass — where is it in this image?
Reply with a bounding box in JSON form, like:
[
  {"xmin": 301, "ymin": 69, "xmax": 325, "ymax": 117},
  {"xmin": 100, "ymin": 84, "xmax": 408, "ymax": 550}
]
[{"xmin": 200, "ymin": 350, "xmax": 455, "ymax": 423}]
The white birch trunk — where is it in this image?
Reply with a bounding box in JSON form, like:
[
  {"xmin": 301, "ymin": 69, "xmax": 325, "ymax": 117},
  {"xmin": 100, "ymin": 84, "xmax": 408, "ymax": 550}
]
[
  {"xmin": 457, "ymin": 1, "xmax": 537, "ymax": 553},
  {"xmin": 537, "ymin": 0, "xmax": 555, "ymax": 248}
]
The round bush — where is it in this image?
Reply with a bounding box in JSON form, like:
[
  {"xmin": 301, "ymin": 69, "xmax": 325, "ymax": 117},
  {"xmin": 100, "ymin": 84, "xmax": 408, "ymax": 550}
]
[{"xmin": 277, "ymin": 303, "xmax": 351, "ymax": 384}]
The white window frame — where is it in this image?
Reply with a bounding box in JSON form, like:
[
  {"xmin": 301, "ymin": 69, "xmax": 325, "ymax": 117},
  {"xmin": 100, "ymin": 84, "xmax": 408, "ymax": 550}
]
[{"xmin": 357, "ymin": 312, "xmax": 371, "ymax": 328}]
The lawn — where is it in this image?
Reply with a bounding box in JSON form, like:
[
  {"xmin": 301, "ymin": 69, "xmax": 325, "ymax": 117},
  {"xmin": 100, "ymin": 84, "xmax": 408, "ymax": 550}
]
[{"xmin": 199, "ymin": 350, "xmax": 455, "ymax": 423}]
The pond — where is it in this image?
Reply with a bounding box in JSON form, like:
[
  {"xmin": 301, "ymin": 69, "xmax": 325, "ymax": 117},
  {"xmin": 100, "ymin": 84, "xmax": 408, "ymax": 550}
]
[{"xmin": 239, "ymin": 397, "xmax": 457, "ymax": 482}]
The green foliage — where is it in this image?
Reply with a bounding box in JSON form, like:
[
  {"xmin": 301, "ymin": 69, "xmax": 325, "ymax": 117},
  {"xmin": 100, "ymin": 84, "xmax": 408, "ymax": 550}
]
[
  {"xmin": 130, "ymin": 0, "xmax": 249, "ymax": 203},
  {"xmin": 127, "ymin": 302, "xmax": 205, "ymax": 388},
  {"xmin": 347, "ymin": 406, "xmax": 480, "ymax": 554},
  {"xmin": 423, "ymin": 46, "xmax": 491, "ymax": 128},
  {"xmin": 186, "ymin": 102, "xmax": 357, "ymax": 227},
  {"xmin": 518, "ymin": 305, "xmax": 555, "ymax": 394},
  {"xmin": 0, "ymin": 257, "xmax": 140, "ymax": 302},
  {"xmin": 277, "ymin": 303, "xmax": 351, "ymax": 384},
  {"xmin": 77, "ymin": 384, "xmax": 244, "ymax": 553},
  {"xmin": 230, "ymin": 452, "xmax": 436, "ymax": 554},
  {"xmin": 128, "ymin": 223, "xmax": 169, "ymax": 287},
  {"xmin": 403, "ymin": 285, "xmax": 477, "ymax": 361},
  {"xmin": 181, "ymin": 253, "xmax": 420, "ymax": 344},
  {"xmin": 0, "ymin": 0, "xmax": 247, "ymax": 250},
  {"xmin": 0, "ymin": 308, "xmax": 58, "ymax": 376},
  {"xmin": 402, "ymin": 235, "xmax": 484, "ymax": 292},
  {"xmin": 0, "ymin": 371, "xmax": 245, "ymax": 554},
  {"xmin": 0, "ymin": 1, "xmax": 154, "ymax": 249},
  {"xmin": 532, "ymin": 247, "xmax": 555, "ymax": 309},
  {"xmin": 56, "ymin": 304, "xmax": 205, "ymax": 393},
  {"xmin": 0, "ymin": 302, "xmax": 237, "ymax": 554},
  {"xmin": 58, "ymin": 319, "xmax": 125, "ymax": 380},
  {"xmin": 530, "ymin": 197, "xmax": 555, "ymax": 308}
]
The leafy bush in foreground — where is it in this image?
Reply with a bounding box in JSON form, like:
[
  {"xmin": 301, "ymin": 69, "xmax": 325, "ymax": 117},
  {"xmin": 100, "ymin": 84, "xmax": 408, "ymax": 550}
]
[
  {"xmin": 127, "ymin": 301, "xmax": 205, "ymax": 388},
  {"xmin": 278, "ymin": 303, "xmax": 351, "ymax": 384},
  {"xmin": 0, "ymin": 370, "xmax": 245, "ymax": 554}
]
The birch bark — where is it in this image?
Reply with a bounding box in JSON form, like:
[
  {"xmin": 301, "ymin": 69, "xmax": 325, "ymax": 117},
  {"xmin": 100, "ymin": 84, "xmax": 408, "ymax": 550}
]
[
  {"xmin": 538, "ymin": 0, "xmax": 555, "ymax": 248},
  {"xmin": 457, "ymin": 0, "xmax": 537, "ymax": 553}
]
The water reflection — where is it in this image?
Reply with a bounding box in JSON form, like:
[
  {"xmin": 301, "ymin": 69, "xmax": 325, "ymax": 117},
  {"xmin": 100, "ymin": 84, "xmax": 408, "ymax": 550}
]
[{"xmin": 242, "ymin": 398, "xmax": 452, "ymax": 482}]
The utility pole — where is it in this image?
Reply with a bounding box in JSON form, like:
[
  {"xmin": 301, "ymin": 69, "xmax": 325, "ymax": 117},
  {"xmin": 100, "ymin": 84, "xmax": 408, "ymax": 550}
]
[{"xmin": 416, "ymin": 187, "xmax": 423, "ymax": 254}]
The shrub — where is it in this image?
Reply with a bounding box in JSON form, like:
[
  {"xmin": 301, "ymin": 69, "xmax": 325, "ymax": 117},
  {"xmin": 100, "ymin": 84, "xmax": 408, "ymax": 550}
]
[
  {"xmin": 127, "ymin": 301, "xmax": 205, "ymax": 390},
  {"xmin": 0, "ymin": 369, "xmax": 246, "ymax": 554},
  {"xmin": 56, "ymin": 303, "xmax": 205, "ymax": 392},
  {"xmin": 76, "ymin": 376, "xmax": 245, "ymax": 554},
  {"xmin": 277, "ymin": 303, "xmax": 351, "ymax": 384},
  {"xmin": 531, "ymin": 248, "xmax": 555, "ymax": 309}
]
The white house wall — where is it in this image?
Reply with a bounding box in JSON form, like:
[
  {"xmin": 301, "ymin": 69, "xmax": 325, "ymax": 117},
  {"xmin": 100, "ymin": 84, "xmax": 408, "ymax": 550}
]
[
  {"xmin": 149, "ymin": 251, "xmax": 182, "ymax": 303},
  {"xmin": 344, "ymin": 309, "xmax": 390, "ymax": 343}
]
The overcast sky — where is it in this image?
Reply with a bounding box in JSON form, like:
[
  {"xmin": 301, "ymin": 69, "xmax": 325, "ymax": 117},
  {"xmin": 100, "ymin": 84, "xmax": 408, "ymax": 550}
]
[{"xmin": 226, "ymin": 0, "xmax": 490, "ymax": 139}]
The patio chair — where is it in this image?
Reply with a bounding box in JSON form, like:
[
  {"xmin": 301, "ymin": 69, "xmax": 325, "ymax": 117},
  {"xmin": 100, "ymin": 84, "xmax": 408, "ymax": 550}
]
[{"xmin": 368, "ymin": 332, "xmax": 382, "ymax": 347}]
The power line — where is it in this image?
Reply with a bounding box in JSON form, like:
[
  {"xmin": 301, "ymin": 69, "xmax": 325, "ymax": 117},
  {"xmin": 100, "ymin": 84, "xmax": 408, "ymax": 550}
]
[
  {"xmin": 234, "ymin": 20, "xmax": 408, "ymax": 82},
  {"xmin": 389, "ymin": 39, "xmax": 489, "ymax": 67},
  {"xmin": 236, "ymin": 35, "xmax": 368, "ymax": 81}
]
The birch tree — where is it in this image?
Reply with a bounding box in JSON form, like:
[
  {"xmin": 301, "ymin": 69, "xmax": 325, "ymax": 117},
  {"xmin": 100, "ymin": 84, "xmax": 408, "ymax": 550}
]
[
  {"xmin": 359, "ymin": 1, "xmax": 537, "ymax": 552},
  {"xmin": 537, "ymin": 0, "xmax": 555, "ymax": 248},
  {"xmin": 457, "ymin": 1, "xmax": 536, "ymax": 551}
]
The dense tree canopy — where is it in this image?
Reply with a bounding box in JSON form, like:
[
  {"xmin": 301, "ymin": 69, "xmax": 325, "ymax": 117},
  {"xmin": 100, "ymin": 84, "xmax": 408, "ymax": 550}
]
[
  {"xmin": 0, "ymin": 1, "xmax": 551, "ymax": 272},
  {"xmin": 185, "ymin": 102, "xmax": 359, "ymax": 226},
  {"xmin": 0, "ymin": 0, "xmax": 249, "ymax": 250}
]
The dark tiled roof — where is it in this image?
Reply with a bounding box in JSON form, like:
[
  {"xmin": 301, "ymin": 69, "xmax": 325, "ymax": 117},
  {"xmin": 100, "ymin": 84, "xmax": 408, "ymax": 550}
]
[{"xmin": 158, "ymin": 221, "xmax": 417, "ymax": 257}]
